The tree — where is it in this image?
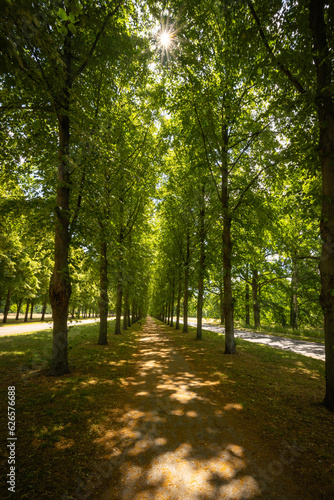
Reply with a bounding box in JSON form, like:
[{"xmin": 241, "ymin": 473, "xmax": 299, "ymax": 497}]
[
  {"xmin": 1, "ymin": 0, "xmax": 134, "ymax": 374},
  {"xmin": 247, "ymin": 0, "xmax": 334, "ymax": 409}
]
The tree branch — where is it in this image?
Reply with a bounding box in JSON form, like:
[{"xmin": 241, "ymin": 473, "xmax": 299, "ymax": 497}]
[
  {"xmin": 74, "ymin": 1, "xmax": 123, "ymax": 79},
  {"xmin": 193, "ymin": 102, "xmax": 222, "ymax": 204},
  {"xmin": 247, "ymin": 0, "xmax": 306, "ymax": 95},
  {"xmin": 232, "ymin": 168, "xmax": 264, "ymax": 213}
]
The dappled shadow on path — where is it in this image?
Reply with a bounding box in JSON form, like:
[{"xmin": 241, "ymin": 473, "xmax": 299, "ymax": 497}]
[{"xmin": 94, "ymin": 318, "xmax": 304, "ymax": 500}]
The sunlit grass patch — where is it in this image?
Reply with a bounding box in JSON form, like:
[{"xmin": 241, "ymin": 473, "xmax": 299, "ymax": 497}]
[{"xmin": 0, "ymin": 320, "xmax": 142, "ymax": 499}]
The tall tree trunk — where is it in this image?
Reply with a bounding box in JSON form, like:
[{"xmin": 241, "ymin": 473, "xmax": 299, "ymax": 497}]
[
  {"xmin": 245, "ymin": 265, "xmax": 250, "ymax": 326},
  {"xmin": 48, "ymin": 30, "xmax": 74, "ymax": 376},
  {"xmin": 252, "ymin": 269, "xmax": 260, "ymax": 329},
  {"xmin": 24, "ymin": 300, "xmax": 29, "ymax": 322},
  {"xmin": 16, "ymin": 298, "xmax": 22, "ymax": 321},
  {"xmin": 98, "ymin": 238, "xmax": 108, "ymax": 345},
  {"xmin": 221, "ymin": 125, "xmax": 235, "ymax": 354},
  {"xmin": 167, "ymin": 296, "xmax": 171, "ymax": 325},
  {"xmin": 123, "ymin": 289, "xmax": 129, "ymax": 331},
  {"xmin": 176, "ymin": 277, "xmax": 181, "ymax": 330},
  {"xmin": 223, "ymin": 215, "xmax": 234, "ymax": 352},
  {"xmin": 290, "ymin": 257, "xmax": 298, "ymax": 330},
  {"xmin": 197, "ymin": 197, "xmax": 206, "ymax": 340},
  {"xmin": 245, "ymin": 282, "xmax": 250, "ymax": 326},
  {"xmin": 219, "ymin": 281, "xmax": 224, "ymax": 325},
  {"xmin": 183, "ymin": 232, "xmax": 190, "ymax": 333},
  {"xmin": 41, "ymin": 293, "xmax": 48, "ymax": 321},
  {"xmin": 127, "ymin": 302, "xmax": 131, "ymax": 327},
  {"xmin": 309, "ymin": 0, "xmax": 334, "ymax": 410},
  {"xmin": 131, "ymin": 301, "xmax": 135, "ymax": 325},
  {"xmin": 49, "ymin": 92, "xmax": 72, "ymax": 374},
  {"xmin": 170, "ymin": 278, "xmax": 175, "ymax": 327},
  {"xmin": 29, "ymin": 300, "xmax": 34, "ymax": 320},
  {"xmin": 2, "ymin": 288, "xmax": 11, "ymax": 324},
  {"xmin": 249, "ymin": 0, "xmax": 334, "ymax": 412},
  {"xmin": 115, "ymin": 277, "xmax": 122, "ymax": 335}
]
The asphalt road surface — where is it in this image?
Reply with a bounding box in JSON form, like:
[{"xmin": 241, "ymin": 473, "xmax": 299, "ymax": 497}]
[
  {"xmin": 0, "ymin": 317, "xmax": 105, "ymax": 337},
  {"xmin": 183, "ymin": 320, "xmax": 325, "ymax": 361}
]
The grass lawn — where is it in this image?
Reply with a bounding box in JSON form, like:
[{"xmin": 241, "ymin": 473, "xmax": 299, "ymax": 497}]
[
  {"xmin": 0, "ymin": 321, "xmax": 142, "ymax": 499},
  {"xmin": 156, "ymin": 320, "xmax": 334, "ymax": 500}
]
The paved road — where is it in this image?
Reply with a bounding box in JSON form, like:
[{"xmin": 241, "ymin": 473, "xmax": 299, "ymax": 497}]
[
  {"xmin": 0, "ymin": 318, "xmax": 112, "ymax": 337},
  {"xmin": 183, "ymin": 320, "xmax": 325, "ymax": 361}
]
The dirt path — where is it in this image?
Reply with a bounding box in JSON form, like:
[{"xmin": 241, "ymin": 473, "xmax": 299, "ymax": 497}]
[{"xmin": 95, "ymin": 317, "xmax": 308, "ymax": 500}]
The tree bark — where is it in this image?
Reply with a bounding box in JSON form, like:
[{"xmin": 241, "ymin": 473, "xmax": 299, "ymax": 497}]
[
  {"xmin": 252, "ymin": 269, "xmax": 260, "ymax": 329},
  {"xmin": 196, "ymin": 196, "xmax": 206, "ymax": 340},
  {"xmin": 170, "ymin": 278, "xmax": 175, "ymax": 327},
  {"xmin": 183, "ymin": 232, "xmax": 190, "ymax": 333},
  {"xmin": 309, "ymin": 0, "xmax": 334, "ymax": 411},
  {"xmin": 123, "ymin": 289, "xmax": 129, "ymax": 331},
  {"xmin": 48, "ymin": 33, "xmax": 72, "ymax": 375},
  {"xmin": 98, "ymin": 238, "xmax": 108, "ymax": 344},
  {"xmin": 29, "ymin": 300, "xmax": 34, "ymax": 320},
  {"xmin": 219, "ymin": 281, "xmax": 224, "ymax": 325},
  {"xmin": 132, "ymin": 301, "xmax": 136, "ymax": 325},
  {"xmin": 290, "ymin": 257, "xmax": 298, "ymax": 330},
  {"xmin": 245, "ymin": 282, "xmax": 250, "ymax": 326},
  {"xmin": 250, "ymin": 0, "xmax": 334, "ymax": 412},
  {"xmin": 16, "ymin": 298, "xmax": 22, "ymax": 321},
  {"xmin": 220, "ymin": 122, "xmax": 235, "ymax": 354},
  {"xmin": 245, "ymin": 265, "xmax": 250, "ymax": 326},
  {"xmin": 115, "ymin": 222, "xmax": 124, "ymax": 335},
  {"xmin": 115, "ymin": 277, "xmax": 122, "ymax": 335},
  {"xmin": 127, "ymin": 302, "xmax": 131, "ymax": 327},
  {"xmin": 41, "ymin": 293, "xmax": 48, "ymax": 321},
  {"xmin": 176, "ymin": 277, "xmax": 181, "ymax": 329},
  {"xmin": 49, "ymin": 111, "xmax": 71, "ymax": 375},
  {"xmin": 2, "ymin": 288, "xmax": 11, "ymax": 324},
  {"xmin": 223, "ymin": 214, "xmax": 235, "ymax": 352},
  {"xmin": 24, "ymin": 300, "xmax": 29, "ymax": 322}
]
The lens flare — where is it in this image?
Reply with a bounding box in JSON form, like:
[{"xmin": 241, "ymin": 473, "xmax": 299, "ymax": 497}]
[{"xmin": 159, "ymin": 30, "xmax": 172, "ymax": 49}]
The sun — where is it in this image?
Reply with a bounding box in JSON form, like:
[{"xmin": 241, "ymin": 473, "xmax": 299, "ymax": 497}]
[
  {"xmin": 158, "ymin": 30, "xmax": 173, "ymax": 49},
  {"xmin": 155, "ymin": 14, "xmax": 180, "ymax": 65}
]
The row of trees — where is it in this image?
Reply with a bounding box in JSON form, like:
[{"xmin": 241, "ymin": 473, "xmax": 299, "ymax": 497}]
[
  {"xmin": 1, "ymin": 0, "xmax": 334, "ymax": 411},
  {"xmin": 150, "ymin": 128, "xmax": 321, "ymax": 333},
  {"xmin": 1, "ymin": 0, "xmax": 158, "ymax": 372},
  {"xmin": 149, "ymin": 0, "xmax": 333, "ymax": 410}
]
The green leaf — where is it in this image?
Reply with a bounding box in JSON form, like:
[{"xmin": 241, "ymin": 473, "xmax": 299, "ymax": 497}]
[
  {"xmin": 58, "ymin": 8, "xmax": 68, "ymax": 21},
  {"xmin": 68, "ymin": 23, "xmax": 77, "ymax": 35},
  {"xmin": 69, "ymin": 12, "xmax": 76, "ymax": 24},
  {"xmin": 60, "ymin": 25, "xmax": 68, "ymax": 36}
]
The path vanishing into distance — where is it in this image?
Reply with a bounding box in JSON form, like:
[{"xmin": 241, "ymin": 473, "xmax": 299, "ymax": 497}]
[
  {"xmin": 95, "ymin": 317, "xmax": 310, "ymax": 500},
  {"xmin": 0, "ymin": 317, "xmax": 325, "ymax": 361}
]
